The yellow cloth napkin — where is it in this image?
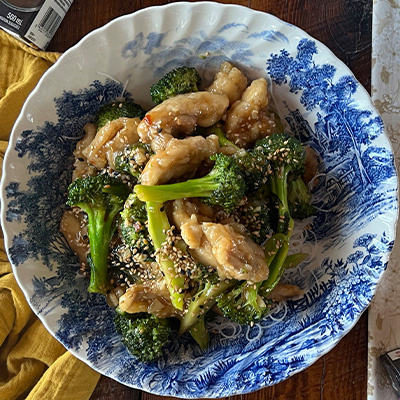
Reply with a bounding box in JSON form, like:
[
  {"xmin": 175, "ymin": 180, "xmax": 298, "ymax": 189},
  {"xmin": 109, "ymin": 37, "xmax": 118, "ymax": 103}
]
[{"xmin": 0, "ymin": 29, "xmax": 100, "ymax": 400}]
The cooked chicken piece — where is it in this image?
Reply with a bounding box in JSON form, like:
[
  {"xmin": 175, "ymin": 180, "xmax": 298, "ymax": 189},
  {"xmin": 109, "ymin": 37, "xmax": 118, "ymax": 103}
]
[
  {"xmin": 170, "ymin": 199, "xmax": 269, "ymax": 281},
  {"xmin": 104, "ymin": 120, "xmax": 142, "ymax": 169},
  {"xmin": 218, "ymin": 143, "xmax": 240, "ymax": 156},
  {"xmin": 215, "ymin": 217, "xmax": 248, "ymax": 236},
  {"xmin": 167, "ymin": 200, "xmax": 218, "ymax": 267},
  {"xmin": 119, "ymin": 282, "xmax": 182, "ymax": 318},
  {"xmin": 82, "ymin": 117, "xmax": 141, "ymax": 169},
  {"xmin": 201, "ymin": 222, "xmax": 269, "ymax": 282},
  {"xmin": 192, "ymin": 199, "xmax": 216, "ymax": 220},
  {"xmin": 60, "ymin": 210, "xmax": 89, "ymax": 266},
  {"xmin": 267, "ymin": 284, "xmax": 302, "ymax": 301},
  {"xmin": 303, "ymin": 146, "xmax": 319, "ymax": 184},
  {"xmin": 106, "ymin": 286, "xmax": 126, "ymax": 308},
  {"xmin": 181, "ymin": 215, "xmax": 220, "ymax": 269},
  {"xmin": 168, "ymin": 199, "xmax": 214, "ymax": 230},
  {"xmin": 180, "ymin": 215, "xmax": 204, "ymax": 248},
  {"xmin": 225, "ymin": 78, "xmax": 275, "ymax": 148},
  {"xmin": 206, "ymin": 61, "xmax": 248, "ymax": 105},
  {"xmin": 141, "ymin": 135, "xmax": 219, "ymax": 185},
  {"xmin": 178, "ymin": 212, "xmax": 269, "ymax": 282},
  {"xmin": 169, "ymin": 198, "xmax": 199, "ymax": 229},
  {"xmin": 137, "ymin": 92, "xmax": 229, "ymax": 143},
  {"xmin": 150, "ymin": 133, "xmax": 174, "ymax": 153},
  {"xmin": 72, "ymin": 123, "xmax": 98, "ymax": 180}
]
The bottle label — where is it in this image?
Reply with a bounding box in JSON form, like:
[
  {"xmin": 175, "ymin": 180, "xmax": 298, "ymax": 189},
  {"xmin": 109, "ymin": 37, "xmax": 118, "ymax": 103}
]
[
  {"xmin": 388, "ymin": 348, "xmax": 400, "ymax": 362},
  {"xmin": 0, "ymin": 0, "xmax": 73, "ymax": 49}
]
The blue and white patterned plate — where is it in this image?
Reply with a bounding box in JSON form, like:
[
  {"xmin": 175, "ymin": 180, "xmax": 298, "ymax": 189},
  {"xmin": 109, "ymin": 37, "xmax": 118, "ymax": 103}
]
[{"xmin": 0, "ymin": 2, "xmax": 398, "ymax": 398}]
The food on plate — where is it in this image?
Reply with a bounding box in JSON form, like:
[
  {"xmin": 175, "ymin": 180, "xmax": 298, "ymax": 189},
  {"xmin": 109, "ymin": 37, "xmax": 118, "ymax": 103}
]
[
  {"xmin": 61, "ymin": 62, "xmax": 317, "ymax": 361},
  {"xmin": 95, "ymin": 99, "xmax": 146, "ymax": 130},
  {"xmin": 137, "ymin": 91, "xmax": 229, "ymax": 142},
  {"xmin": 150, "ymin": 66, "xmax": 201, "ymax": 105},
  {"xmin": 66, "ymin": 174, "xmax": 130, "ymax": 294}
]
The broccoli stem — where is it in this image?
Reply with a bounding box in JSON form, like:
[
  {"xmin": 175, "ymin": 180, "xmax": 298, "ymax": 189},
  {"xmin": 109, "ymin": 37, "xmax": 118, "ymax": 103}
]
[
  {"xmin": 86, "ymin": 207, "xmax": 115, "ymax": 293},
  {"xmin": 260, "ymin": 235, "xmax": 289, "ymax": 297},
  {"xmin": 146, "ymin": 201, "xmax": 186, "ymax": 310},
  {"xmin": 136, "ymin": 152, "xmax": 245, "ymax": 213},
  {"xmin": 270, "ymin": 110, "xmax": 285, "ymax": 134},
  {"xmin": 283, "ymin": 252, "xmax": 308, "ymax": 269},
  {"xmin": 208, "ymin": 123, "xmax": 240, "ymax": 150},
  {"xmin": 189, "ymin": 316, "xmax": 209, "ymax": 349},
  {"xmin": 262, "ymin": 235, "xmax": 307, "ymax": 299},
  {"xmin": 179, "ymin": 279, "xmax": 237, "ymax": 335},
  {"xmin": 264, "ymin": 234, "xmax": 287, "ymax": 265},
  {"xmin": 269, "ymin": 166, "xmax": 294, "ymax": 236},
  {"xmin": 136, "ymin": 176, "xmax": 220, "ymax": 204}
]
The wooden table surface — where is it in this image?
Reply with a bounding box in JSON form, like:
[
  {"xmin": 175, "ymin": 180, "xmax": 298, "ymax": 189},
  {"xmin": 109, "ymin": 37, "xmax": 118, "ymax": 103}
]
[{"xmin": 48, "ymin": 1, "xmax": 372, "ymax": 399}]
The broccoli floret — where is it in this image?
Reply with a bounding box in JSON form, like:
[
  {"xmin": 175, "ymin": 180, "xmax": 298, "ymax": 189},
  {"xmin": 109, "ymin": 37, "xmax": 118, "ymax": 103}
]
[
  {"xmin": 120, "ymin": 193, "xmax": 154, "ymax": 260},
  {"xmin": 114, "ymin": 143, "xmax": 154, "ymax": 184},
  {"xmin": 95, "ymin": 99, "xmax": 146, "ymax": 130},
  {"xmin": 255, "ymin": 133, "xmax": 306, "ymax": 235},
  {"xmin": 135, "ymin": 153, "xmax": 246, "ymax": 213},
  {"xmin": 146, "ymin": 202, "xmax": 186, "ymax": 310},
  {"xmin": 150, "ymin": 66, "xmax": 201, "ymax": 104},
  {"xmin": 208, "ymin": 124, "xmax": 271, "ymax": 194},
  {"xmin": 234, "ymin": 200, "xmax": 272, "ymax": 245},
  {"xmin": 287, "ymin": 177, "xmax": 316, "ymax": 220},
  {"xmin": 107, "ymin": 245, "xmax": 141, "ymax": 286},
  {"xmin": 122, "ymin": 192, "xmax": 147, "ymax": 221},
  {"xmin": 192, "ymin": 263, "xmax": 221, "ymax": 285},
  {"xmin": 235, "ymin": 148, "xmax": 271, "ymax": 194},
  {"xmin": 216, "ymin": 281, "xmax": 272, "ymax": 325},
  {"xmin": 67, "ymin": 174, "xmax": 130, "ymax": 293},
  {"xmin": 114, "ymin": 311, "xmax": 171, "ymax": 362}
]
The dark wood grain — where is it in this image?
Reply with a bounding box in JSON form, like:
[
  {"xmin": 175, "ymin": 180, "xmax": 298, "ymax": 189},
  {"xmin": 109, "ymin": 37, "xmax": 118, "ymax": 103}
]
[{"xmin": 47, "ymin": 1, "xmax": 372, "ymax": 399}]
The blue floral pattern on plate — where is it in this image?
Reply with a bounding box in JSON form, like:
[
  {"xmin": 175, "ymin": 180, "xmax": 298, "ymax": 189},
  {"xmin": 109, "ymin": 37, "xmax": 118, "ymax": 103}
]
[{"xmin": 0, "ymin": 3, "xmax": 397, "ymax": 398}]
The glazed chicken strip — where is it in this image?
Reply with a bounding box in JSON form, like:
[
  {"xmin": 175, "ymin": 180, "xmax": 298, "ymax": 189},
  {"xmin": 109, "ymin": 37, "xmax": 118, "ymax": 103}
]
[
  {"xmin": 137, "ymin": 92, "xmax": 229, "ymax": 143},
  {"xmin": 72, "ymin": 123, "xmax": 97, "ymax": 180},
  {"xmin": 180, "ymin": 214, "xmax": 269, "ymax": 283},
  {"xmin": 225, "ymin": 78, "xmax": 275, "ymax": 148},
  {"xmin": 180, "ymin": 215, "xmax": 220, "ymax": 269},
  {"xmin": 267, "ymin": 284, "xmax": 302, "ymax": 302},
  {"xmin": 206, "ymin": 61, "xmax": 248, "ymax": 105},
  {"xmin": 168, "ymin": 200, "xmax": 218, "ymax": 268},
  {"xmin": 60, "ymin": 209, "xmax": 89, "ymax": 267},
  {"xmin": 202, "ymin": 222, "xmax": 269, "ymax": 282},
  {"xmin": 119, "ymin": 282, "xmax": 182, "ymax": 318},
  {"xmin": 141, "ymin": 135, "xmax": 220, "ymax": 186},
  {"xmin": 169, "ymin": 199, "xmax": 214, "ymax": 229},
  {"xmin": 82, "ymin": 117, "xmax": 141, "ymax": 169},
  {"xmin": 150, "ymin": 133, "xmax": 174, "ymax": 153}
]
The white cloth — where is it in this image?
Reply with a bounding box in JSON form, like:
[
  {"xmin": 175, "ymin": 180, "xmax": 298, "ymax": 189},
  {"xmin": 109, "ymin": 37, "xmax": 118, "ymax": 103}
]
[{"xmin": 368, "ymin": 1, "xmax": 400, "ymax": 399}]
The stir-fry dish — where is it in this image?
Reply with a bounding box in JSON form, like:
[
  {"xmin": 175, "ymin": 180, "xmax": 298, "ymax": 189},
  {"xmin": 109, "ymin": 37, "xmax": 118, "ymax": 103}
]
[{"xmin": 61, "ymin": 62, "xmax": 318, "ymax": 362}]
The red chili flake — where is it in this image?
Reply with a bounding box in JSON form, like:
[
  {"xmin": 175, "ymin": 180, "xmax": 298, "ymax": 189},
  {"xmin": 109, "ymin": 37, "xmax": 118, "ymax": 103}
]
[{"xmin": 144, "ymin": 114, "xmax": 152, "ymax": 124}]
